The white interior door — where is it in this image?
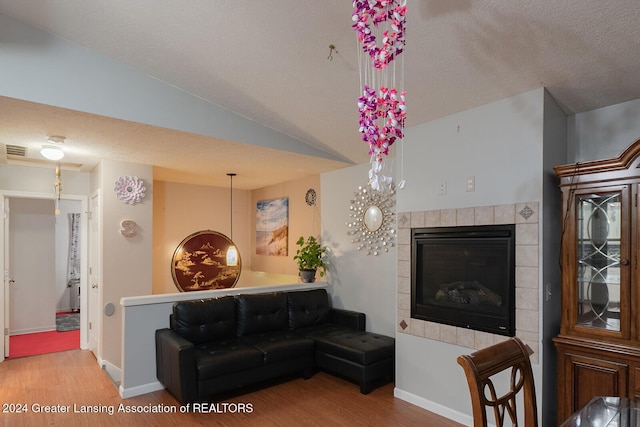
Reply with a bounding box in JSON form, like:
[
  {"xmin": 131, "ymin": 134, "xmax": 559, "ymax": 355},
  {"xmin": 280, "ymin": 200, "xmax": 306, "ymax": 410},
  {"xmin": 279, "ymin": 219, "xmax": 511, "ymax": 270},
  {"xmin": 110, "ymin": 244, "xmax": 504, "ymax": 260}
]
[
  {"xmin": 8, "ymin": 199, "xmax": 56, "ymax": 335},
  {"xmin": 3, "ymin": 197, "xmax": 10, "ymax": 358},
  {"xmin": 88, "ymin": 191, "xmax": 100, "ymax": 357}
]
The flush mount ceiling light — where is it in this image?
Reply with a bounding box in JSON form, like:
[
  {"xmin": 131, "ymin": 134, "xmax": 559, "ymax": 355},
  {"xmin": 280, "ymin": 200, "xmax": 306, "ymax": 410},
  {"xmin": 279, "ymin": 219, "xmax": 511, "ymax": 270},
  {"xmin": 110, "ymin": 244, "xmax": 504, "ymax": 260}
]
[
  {"xmin": 41, "ymin": 135, "xmax": 65, "ymax": 160},
  {"xmin": 40, "ymin": 145, "xmax": 64, "ymax": 161}
]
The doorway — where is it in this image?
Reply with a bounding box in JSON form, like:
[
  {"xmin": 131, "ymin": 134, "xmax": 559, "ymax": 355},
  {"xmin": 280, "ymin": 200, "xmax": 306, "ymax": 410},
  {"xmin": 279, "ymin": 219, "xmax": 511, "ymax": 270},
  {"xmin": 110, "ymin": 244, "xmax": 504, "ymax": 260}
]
[{"xmin": 1, "ymin": 192, "xmax": 88, "ymax": 361}]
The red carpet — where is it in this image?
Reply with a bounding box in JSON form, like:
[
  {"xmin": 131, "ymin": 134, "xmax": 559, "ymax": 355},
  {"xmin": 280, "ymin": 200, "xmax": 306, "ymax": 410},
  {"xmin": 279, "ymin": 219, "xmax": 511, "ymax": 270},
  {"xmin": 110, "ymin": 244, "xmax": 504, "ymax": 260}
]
[
  {"xmin": 9, "ymin": 330, "xmax": 79, "ymax": 358},
  {"xmin": 9, "ymin": 316, "xmax": 80, "ymax": 359}
]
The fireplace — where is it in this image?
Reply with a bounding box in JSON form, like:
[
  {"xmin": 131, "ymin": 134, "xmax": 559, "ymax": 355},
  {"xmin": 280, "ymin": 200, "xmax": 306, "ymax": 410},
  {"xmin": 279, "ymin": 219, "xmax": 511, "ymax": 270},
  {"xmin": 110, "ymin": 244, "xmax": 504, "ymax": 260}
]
[{"xmin": 411, "ymin": 224, "xmax": 516, "ymax": 336}]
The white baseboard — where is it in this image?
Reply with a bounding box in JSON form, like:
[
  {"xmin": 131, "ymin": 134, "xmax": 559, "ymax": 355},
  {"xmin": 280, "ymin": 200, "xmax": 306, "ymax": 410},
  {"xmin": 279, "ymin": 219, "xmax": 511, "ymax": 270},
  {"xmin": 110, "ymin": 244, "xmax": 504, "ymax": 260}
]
[
  {"xmin": 393, "ymin": 387, "xmax": 472, "ymax": 427},
  {"xmin": 119, "ymin": 381, "xmax": 164, "ymax": 399},
  {"xmin": 10, "ymin": 326, "xmax": 56, "ymax": 335},
  {"xmin": 101, "ymin": 359, "xmax": 121, "ymax": 384}
]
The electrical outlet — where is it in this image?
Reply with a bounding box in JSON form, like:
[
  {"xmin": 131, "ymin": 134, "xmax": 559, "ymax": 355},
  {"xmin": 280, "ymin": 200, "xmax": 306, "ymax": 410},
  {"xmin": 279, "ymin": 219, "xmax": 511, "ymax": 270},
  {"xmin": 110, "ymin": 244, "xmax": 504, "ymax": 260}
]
[
  {"xmin": 466, "ymin": 176, "xmax": 475, "ymax": 192},
  {"xmin": 439, "ymin": 180, "xmax": 447, "ymax": 195}
]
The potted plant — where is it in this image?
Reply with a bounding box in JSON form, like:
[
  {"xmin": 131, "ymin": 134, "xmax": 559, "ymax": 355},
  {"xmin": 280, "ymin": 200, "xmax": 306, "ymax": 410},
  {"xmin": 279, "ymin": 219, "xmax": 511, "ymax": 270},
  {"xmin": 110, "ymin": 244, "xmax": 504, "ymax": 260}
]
[{"xmin": 293, "ymin": 235, "xmax": 327, "ymax": 283}]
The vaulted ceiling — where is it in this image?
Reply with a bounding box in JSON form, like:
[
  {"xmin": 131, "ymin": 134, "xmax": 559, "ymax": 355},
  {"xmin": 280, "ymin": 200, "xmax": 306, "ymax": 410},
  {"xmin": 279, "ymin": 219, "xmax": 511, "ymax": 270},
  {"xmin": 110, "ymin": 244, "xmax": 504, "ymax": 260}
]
[{"xmin": 1, "ymin": 1, "xmax": 639, "ymax": 189}]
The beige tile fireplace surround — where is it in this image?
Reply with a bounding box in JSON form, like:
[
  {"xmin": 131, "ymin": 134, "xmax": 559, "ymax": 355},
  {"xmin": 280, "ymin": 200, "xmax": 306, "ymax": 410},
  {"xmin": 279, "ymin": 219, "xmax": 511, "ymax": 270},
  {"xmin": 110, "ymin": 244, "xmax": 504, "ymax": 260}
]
[{"xmin": 397, "ymin": 202, "xmax": 540, "ymax": 363}]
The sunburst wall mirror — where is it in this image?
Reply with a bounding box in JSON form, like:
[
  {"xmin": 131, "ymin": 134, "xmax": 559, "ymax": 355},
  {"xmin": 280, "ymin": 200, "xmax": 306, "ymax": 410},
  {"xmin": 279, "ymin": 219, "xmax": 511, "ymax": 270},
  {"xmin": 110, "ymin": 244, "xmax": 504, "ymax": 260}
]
[{"xmin": 346, "ymin": 184, "xmax": 396, "ymax": 255}]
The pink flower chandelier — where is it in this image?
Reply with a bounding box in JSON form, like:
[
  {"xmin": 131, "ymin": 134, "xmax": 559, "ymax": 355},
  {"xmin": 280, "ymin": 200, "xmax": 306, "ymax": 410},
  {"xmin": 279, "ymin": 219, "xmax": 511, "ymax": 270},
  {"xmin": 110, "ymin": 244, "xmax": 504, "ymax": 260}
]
[{"xmin": 352, "ymin": 0, "xmax": 407, "ymax": 191}]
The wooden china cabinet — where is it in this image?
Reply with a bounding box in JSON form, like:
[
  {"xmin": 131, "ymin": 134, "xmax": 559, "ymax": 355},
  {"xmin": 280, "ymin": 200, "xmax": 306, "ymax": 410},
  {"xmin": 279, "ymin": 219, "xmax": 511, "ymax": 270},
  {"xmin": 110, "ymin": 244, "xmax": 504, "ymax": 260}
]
[{"xmin": 554, "ymin": 138, "xmax": 640, "ymax": 423}]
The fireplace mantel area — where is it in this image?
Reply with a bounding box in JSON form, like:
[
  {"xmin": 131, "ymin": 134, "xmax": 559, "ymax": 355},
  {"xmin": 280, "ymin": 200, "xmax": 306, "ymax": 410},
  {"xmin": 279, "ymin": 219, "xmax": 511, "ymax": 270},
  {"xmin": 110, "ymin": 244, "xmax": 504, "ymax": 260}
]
[{"xmin": 396, "ymin": 202, "xmax": 540, "ymax": 363}]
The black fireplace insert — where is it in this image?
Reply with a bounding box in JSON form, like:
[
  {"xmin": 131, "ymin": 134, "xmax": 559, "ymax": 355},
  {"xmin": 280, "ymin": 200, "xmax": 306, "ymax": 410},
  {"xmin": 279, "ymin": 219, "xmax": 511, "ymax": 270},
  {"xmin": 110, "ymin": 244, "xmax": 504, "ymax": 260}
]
[{"xmin": 411, "ymin": 224, "xmax": 516, "ymax": 336}]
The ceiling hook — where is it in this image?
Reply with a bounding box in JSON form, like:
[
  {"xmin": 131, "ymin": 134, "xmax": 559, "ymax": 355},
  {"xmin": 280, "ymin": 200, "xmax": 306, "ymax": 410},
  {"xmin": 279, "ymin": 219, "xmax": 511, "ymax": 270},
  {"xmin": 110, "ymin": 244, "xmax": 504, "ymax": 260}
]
[{"xmin": 328, "ymin": 44, "xmax": 337, "ymax": 61}]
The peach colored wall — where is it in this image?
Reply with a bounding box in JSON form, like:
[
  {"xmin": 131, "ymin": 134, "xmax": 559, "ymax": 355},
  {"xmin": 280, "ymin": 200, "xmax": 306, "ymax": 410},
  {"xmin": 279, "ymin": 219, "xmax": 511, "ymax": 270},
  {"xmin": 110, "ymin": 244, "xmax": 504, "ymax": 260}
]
[
  {"xmin": 152, "ymin": 181, "xmax": 251, "ymax": 294},
  {"xmin": 251, "ymin": 175, "xmax": 321, "ymax": 276},
  {"xmin": 152, "ymin": 175, "xmax": 320, "ymax": 294}
]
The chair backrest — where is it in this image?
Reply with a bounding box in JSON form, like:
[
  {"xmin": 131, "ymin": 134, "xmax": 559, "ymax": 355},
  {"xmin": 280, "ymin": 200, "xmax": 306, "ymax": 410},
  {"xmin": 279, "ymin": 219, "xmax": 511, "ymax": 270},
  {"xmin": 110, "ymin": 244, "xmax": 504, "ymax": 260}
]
[{"xmin": 457, "ymin": 337, "xmax": 538, "ymax": 427}]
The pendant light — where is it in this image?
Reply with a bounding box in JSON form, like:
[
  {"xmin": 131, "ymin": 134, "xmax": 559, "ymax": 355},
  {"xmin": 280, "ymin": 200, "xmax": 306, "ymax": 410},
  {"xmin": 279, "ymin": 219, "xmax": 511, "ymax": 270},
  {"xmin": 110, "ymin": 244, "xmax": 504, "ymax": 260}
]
[{"xmin": 226, "ymin": 173, "xmax": 238, "ymax": 266}]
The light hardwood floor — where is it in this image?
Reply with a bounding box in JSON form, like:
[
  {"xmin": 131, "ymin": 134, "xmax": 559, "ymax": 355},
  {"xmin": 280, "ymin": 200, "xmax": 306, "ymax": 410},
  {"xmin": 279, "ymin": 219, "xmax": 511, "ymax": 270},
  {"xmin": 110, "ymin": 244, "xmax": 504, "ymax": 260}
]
[{"xmin": 0, "ymin": 349, "xmax": 464, "ymax": 426}]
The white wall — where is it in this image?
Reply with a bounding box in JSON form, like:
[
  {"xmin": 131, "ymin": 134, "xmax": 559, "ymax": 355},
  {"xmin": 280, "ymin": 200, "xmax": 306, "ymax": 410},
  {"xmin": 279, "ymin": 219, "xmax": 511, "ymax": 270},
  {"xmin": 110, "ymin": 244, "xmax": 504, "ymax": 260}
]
[
  {"xmin": 321, "ymin": 163, "xmax": 397, "ymax": 336},
  {"xmin": 0, "ymin": 164, "xmax": 90, "ymax": 196},
  {"xmin": 568, "ymin": 98, "xmax": 640, "ymax": 162},
  {"xmin": 398, "ymin": 90, "xmax": 544, "ymax": 212}
]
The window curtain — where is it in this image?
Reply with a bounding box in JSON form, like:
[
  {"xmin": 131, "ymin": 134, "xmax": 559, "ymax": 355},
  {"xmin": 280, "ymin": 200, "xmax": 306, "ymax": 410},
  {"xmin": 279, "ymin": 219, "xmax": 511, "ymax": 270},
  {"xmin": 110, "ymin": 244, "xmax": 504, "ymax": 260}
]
[{"xmin": 67, "ymin": 213, "xmax": 81, "ymax": 287}]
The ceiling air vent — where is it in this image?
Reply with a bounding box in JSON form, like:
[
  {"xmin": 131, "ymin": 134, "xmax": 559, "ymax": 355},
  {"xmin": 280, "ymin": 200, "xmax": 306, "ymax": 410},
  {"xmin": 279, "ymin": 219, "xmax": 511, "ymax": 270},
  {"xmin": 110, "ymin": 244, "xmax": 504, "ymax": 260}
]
[{"xmin": 6, "ymin": 145, "xmax": 27, "ymax": 157}]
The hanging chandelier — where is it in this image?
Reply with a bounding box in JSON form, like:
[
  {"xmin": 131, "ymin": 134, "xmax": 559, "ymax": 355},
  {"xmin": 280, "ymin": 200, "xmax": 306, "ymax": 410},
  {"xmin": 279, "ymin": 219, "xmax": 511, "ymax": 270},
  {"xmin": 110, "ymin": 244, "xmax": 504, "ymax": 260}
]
[
  {"xmin": 54, "ymin": 163, "xmax": 62, "ymax": 216},
  {"xmin": 352, "ymin": 0, "xmax": 407, "ymax": 191}
]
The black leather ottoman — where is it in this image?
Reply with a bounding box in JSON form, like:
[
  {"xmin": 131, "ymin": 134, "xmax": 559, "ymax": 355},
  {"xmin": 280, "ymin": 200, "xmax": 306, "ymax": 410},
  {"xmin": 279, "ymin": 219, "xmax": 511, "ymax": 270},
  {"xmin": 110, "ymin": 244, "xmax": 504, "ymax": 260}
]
[{"xmin": 309, "ymin": 330, "xmax": 395, "ymax": 394}]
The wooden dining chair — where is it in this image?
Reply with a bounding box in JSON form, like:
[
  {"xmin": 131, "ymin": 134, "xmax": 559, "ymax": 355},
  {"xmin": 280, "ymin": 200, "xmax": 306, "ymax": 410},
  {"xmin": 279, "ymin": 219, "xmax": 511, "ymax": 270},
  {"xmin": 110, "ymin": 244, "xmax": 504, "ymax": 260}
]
[{"xmin": 457, "ymin": 337, "xmax": 538, "ymax": 427}]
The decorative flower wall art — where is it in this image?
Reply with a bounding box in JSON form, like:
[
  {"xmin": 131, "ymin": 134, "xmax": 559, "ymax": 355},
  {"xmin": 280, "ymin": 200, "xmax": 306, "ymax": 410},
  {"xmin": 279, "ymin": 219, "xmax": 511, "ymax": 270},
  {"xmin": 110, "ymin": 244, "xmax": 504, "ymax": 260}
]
[
  {"xmin": 358, "ymin": 85, "xmax": 406, "ymax": 161},
  {"xmin": 114, "ymin": 176, "xmax": 146, "ymax": 204},
  {"xmin": 352, "ymin": 0, "xmax": 407, "ymax": 70},
  {"xmin": 352, "ymin": 0, "xmax": 407, "ymax": 191}
]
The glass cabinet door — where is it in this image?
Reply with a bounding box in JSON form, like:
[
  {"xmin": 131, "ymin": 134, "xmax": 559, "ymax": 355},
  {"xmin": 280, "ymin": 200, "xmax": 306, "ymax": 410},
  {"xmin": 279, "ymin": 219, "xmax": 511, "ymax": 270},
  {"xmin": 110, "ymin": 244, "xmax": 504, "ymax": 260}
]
[{"xmin": 575, "ymin": 191, "xmax": 625, "ymax": 332}]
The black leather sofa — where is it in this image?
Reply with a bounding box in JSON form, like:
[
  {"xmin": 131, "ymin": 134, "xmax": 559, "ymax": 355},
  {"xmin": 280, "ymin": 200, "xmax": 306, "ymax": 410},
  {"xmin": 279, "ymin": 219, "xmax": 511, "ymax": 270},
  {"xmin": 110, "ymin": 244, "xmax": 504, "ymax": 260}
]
[{"xmin": 155, "ymin": 288, "xmax": 395, "ymax": 403}]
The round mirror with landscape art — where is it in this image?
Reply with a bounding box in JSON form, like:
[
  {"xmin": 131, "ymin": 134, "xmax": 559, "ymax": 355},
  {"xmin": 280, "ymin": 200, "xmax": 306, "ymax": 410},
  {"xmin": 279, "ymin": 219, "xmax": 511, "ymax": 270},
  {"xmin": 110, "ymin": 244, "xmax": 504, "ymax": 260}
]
[{"xmin": 171, "ymin": 230, "xmax": 241, "ymax": 292}]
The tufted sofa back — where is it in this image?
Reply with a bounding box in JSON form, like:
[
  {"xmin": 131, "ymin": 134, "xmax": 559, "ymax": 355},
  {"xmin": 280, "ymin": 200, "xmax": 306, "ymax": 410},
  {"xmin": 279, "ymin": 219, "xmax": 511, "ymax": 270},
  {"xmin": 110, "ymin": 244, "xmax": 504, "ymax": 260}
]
[
  {"xmin": 171, "ymin": 296, "xmax": 236, "ymax": 345},
  {"xmin": 235, "ymin": 292, "xmax": 289, "ymax": 336},
  {"xmin": 170, "ymin": 289, "xmax": 332, "ymax": 342},
  {"xmin": 287, "ymin": 288, "xmax": 330, "ymax": 329}
]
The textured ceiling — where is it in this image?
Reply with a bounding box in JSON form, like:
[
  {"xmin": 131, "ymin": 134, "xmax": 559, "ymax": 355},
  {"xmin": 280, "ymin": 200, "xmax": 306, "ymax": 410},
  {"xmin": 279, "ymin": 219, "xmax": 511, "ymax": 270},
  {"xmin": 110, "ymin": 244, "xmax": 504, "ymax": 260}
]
[{"xmin": 1, "ymin": 0, "xmax": 639, "ymax": 189}]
